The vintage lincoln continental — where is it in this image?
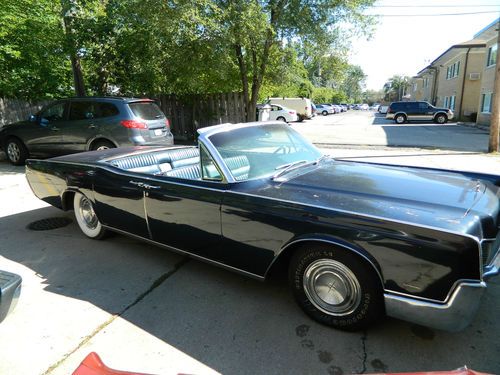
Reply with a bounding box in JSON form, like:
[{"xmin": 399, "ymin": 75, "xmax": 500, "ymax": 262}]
[{"xmin": 25, "ymin": 121, "xmax": 500, "ymax": 331}]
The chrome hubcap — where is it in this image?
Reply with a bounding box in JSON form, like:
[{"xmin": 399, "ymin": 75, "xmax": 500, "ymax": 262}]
[
  {"xmin": 96, "ymin": 145, "xmax": 109, "ymax": 151},
  {"xmin": 437, "ymin": 116, "xmax": 444, "ymax": 123},
  {"xmin": 303, "ymin": 259, "xmax": 361, "ymax": 316},
  {"xmin": 78, "ymin": 196, "xmax": 98, "ymax": 229},
  {"xmin": 396, "ymin": 116, "xmax": 404, "ymax": 123},
  {"xmin": 7, "ymin": 143, "xmax": 20, "ymax": 162}
]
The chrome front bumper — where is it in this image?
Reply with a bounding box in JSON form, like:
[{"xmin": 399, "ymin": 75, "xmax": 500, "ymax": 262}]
[{"xmin": 385, "ymin": 248, "xmax": 500, "ymax": 332}]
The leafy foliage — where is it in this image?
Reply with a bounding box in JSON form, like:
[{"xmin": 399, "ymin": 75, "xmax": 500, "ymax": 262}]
[{"xmin": 0, "ymin": 0, "xmax": 374, "ymax": 111}]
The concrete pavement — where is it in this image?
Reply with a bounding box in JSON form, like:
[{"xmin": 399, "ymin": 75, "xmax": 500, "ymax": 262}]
[{"xmin": 0, "ymin": 115, "xmax": 499, "ymax": 374}]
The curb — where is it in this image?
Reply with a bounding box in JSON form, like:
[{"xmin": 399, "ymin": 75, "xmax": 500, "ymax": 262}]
[{"xmin": 457, "ymin": 121, "xmax": 490, "ymax": 131}]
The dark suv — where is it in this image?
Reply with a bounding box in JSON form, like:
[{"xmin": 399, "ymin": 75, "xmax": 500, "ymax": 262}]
[
  {"xmin": 0, "ymin": 97, "xmax": 174, "ymax": 165},
  {"xmin": 386, "ymin": 101, "xmax": 453, "ymax": 124}
]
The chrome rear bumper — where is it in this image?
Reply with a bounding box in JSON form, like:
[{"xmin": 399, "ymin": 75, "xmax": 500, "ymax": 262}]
[{"xmin": 385, "ymin": 249, "xmax": 500, "ymax": 331}]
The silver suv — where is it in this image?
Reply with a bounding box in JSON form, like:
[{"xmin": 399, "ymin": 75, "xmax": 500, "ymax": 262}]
[{"xmin": 0, "ymin": 97, "xmax": 174, "ymax": 165}]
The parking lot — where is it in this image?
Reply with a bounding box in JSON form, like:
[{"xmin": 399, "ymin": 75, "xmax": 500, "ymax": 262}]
[{"xmin": 0, "ymin": 114, "xmax": 499, "ymax": 375}]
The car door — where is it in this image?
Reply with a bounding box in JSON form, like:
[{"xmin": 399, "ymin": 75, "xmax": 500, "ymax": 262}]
[
  {"xmin": 418, "ymin": 102, "xmax": 435, "ymax": 121},
  {"xmin": 63, "ymin": 101, "xmax": 99, "ymax": 153},
  {"xmin": 24, "ymin": 101, "xmax": 68, "ymax": 155},
  {"xmin": 145, "ymin": 178, "xmax": 225, "ymax": 257}
]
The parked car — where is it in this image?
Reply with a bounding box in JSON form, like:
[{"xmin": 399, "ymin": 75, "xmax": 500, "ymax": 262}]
[
  {"xmin": 341, "ymin": 103, "xmax": 349, "ymax": 111},
  {"xmin": 267, "ymin": 98, "xmax": 313, "ymax": 121},
  {"xmin": 330, "ymin": 104, "xmax": 342, "ymax": 113},
  {"xmin": 386, "ymin": 101, "xmax": 453, "ymax": 124},
  {"xmin": 360, "ymin": 103, "xmax": 369, "ymax": 110},
  {"xmin": 0, "ymin": 270, "xmax": 21, "ymax": 323},
  {"xmin": 0, "ymin": 97, "xmax": 174, "ymax": 165},
  {"xmin": 25, "ymin": 121, "xmax": 500, "ymax": 332},
  {"xmin": 316, "ymin": 104, "xmax": 335, "ymax": 116},
  {"xmin": 267, "ymin": 104, "xmax": 298, "ymax": 122},
  {"xmin": 370, "ymin": 104, "xmax": 380, "ymax": 111}
]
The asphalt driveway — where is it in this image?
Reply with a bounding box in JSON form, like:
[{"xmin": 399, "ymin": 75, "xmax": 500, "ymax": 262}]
[{"xmin": 292, "ymin": 111, "xmax": 491, "ymax": 152}]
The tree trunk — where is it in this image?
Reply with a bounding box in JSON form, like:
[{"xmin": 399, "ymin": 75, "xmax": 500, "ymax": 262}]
[{"xmin": 61, "ymin": 0, "xmax": 86, "ymax": 97}]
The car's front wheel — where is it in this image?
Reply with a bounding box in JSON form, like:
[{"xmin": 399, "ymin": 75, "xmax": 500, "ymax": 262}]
[
  {"xmin": 276, "ymin": 116, "xmax": 287, "ymax": 122},
  {"xmin": 434, "ymin": 114, "xmax": 447, "ymax": 124},
  {"xmin": 322, "ymin": 111, "xmax": 328, "ymax": 116},
  {"xmin": 394, "ymin": 114, "xmax": 406, "ymax": 124},
  {"xmin": 73, "ymin": 192, "xmax": 107, "ymax": 239},
  {"xmin": 289, "ymin": 244, "xmax": 384, "ymax": 331},
  {"xmin": 5, "ymin": 137, "xmax": 29, "ymax": 165}
]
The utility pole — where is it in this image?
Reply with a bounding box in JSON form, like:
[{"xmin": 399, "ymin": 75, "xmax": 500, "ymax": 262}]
[{"xmin": 488, "ymin": 20, "xmax": 500, "ymax": 153}]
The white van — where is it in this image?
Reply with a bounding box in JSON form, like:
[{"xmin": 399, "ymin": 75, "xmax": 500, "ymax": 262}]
[{"xmin": 267, "ymin": 98, "xmax": 312, "ymax": 121}]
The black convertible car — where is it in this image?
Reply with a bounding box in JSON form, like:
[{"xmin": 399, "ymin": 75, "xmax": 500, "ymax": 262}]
[{"xmin": 25, "ymin": 122, "xmax": 500, "ymax": 331}]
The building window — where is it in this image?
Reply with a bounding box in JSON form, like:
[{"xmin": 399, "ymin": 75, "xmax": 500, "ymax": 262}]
[
  {"xmin": 423, "ymin": 77, "xmax": 429, "ymax": 88},
  {"xmin": 481, "ymin": 93, "xmax": 492, "ymax": 113},
  {"xmin": 487, "ymin": 44, "xmax": 497, "ymax": 67},
  {"xmin": 446, "ymin": 61, "xmax": 460, "ymax": 79},
  {"xmin": 449, "ymin": 96, "xmax": 456, "ymax": 111},
  {"xmin": 444, "ymin": 97, "xmax": 449, "ymax": 108}
]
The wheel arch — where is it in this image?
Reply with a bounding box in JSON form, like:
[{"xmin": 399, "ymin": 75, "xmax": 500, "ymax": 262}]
[
  {"xmin": 264, "ymin": 235, "xmax": 384, "ymax": 286},
  {"xmin": 61, "ymin": 189, "xmax": 78, "ymax": 211},
  {"xmin": 433, "ymin": 111, "xmax": 448, "ymax": 120},
  {"xmin": 87, "ymin": 137, "xmax": 118, "ymax": 151}
]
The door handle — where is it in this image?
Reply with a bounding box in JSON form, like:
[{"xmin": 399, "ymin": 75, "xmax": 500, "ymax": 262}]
[
  {"xmin": 129, "ymin": 180, "xmax": 144, "ymax": 187},
  {"xmin": 129, "ymin": 181, "xmax": 160, "ymax": 189}
]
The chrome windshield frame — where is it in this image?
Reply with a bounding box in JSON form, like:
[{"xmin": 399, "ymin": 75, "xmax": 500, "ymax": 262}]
[{"xmin": 197, "ymin": 121, "xmax": 323, "ymax": 184}]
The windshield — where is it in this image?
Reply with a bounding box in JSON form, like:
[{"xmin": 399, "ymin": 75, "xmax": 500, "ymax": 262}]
[{"xmin": 207, "ymin": 124, "xmax": 322, "ymax": 181}]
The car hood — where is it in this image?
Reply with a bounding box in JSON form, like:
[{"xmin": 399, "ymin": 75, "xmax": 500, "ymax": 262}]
[{"xmin": 251, "ymin": 159, "xmax": 490, "ymax": 235}]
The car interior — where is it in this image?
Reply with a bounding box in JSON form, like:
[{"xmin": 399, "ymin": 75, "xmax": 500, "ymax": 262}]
[{"xmin": 107, "ymin": 147, "xmax": 250, "ymax": 182}]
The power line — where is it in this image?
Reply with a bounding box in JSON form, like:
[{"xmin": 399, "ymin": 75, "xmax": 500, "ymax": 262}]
[{"xmin": 369, "ymin": 11, "xmax": 500, "ymax": 17}]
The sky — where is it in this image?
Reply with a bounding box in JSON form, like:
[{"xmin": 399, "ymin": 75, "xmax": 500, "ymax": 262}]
[{"xmin": 349, "ymin": 0, "xmax": 500, "ymax": 91}]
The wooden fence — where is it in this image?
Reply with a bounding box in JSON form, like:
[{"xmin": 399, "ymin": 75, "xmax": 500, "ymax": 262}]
[
  {"xmin": 158, "ymin": 92, "xmax": 246, "ymax": 140},
  {"xmin": 0, "ymin": 98, "xmax": 51, "ymax": 127},
  {"xmin": 0, "ymin": 93, "xmax": 247, "ymax": 141}
]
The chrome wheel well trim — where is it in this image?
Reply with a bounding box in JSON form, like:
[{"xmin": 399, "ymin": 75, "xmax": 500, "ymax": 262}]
[{"xmin": 267, "ymin": 237, "xmax": 384, "ymax": 288}]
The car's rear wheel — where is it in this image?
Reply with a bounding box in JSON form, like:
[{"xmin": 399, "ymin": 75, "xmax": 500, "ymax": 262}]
[
  {"xmin": 91, "ymin": 140, "xmax": 115, "ymax": 151},
  {"xmin": 5, "ymin": 137, "xmax": 29, "ymax": 165},
  {"xmin": 276, "ymin": 116, "xmax": 287, "ymax": 122},
  {"xmin": 289, "ymin": 244, "xmax": 384, "ymax": 331},
  {"xmin": 435, "ymin": 114, "xmax": 447, "ymax": 124},
  {"xmin": 394, "ymin": 114, "xmax": 406, "ymax": 124},
  {"xmin": 73, "ymin": 192, "xmax": 107, "ymax": 239}
]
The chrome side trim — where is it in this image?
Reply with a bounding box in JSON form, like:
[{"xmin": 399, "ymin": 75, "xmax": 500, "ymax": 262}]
[
  {"xmin": 269, "ymin": 238, "xmax": 384, "ymax": 287},
  {"xmin": 143, "ymin": 191, "xmax": 152, "ymax": 239},
  {"xmin": 384, "ymin": 281, "xmax": 486, "ymax": 332},
  {"xmin": 101, "ymin": 225, "xmax": 266, "ymax": 281}
]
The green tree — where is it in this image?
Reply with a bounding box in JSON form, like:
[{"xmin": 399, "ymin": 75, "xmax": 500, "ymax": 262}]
[
  {"xmin": 340, "ymin": 65, "xmax": 366, "ymax": 102},
  {"xmin": 383, "ymin": 75, "xmax": 411, "ymax": 102},
  {"xmin": 0, "ymin": 1, "xmax": 72, "ymax": 98}
]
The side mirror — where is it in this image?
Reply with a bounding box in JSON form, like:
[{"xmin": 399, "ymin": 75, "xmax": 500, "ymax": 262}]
[{"xmin": 29, "ymin": 114, "xmax": 37, "ymax": 122}]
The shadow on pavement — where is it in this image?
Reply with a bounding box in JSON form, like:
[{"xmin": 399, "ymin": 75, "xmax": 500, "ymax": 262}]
[{"xmin": 1, "ymin": 205, "xmax": 499, "ymax": 374}]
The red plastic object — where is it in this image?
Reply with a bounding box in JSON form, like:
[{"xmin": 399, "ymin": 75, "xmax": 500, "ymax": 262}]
[{"xmin": 72, "ymin": 352, "xmax": 153, "ymax": 375}]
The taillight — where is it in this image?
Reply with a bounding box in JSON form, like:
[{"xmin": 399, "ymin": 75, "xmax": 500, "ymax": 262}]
[
  {"xmin": 165, "ymin": 118, "xmax": 170, "ymax": 129},
  {"xmin": 120, "ymin": 120, "xmax": 147, "ymax": 129},
  {"xmin": 387, "ymin": 106, "xmax": 392, "ymax": 113},
  {"xmin": 289, "ymin": 111, "xmax": 295, "ymax": 115}
]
